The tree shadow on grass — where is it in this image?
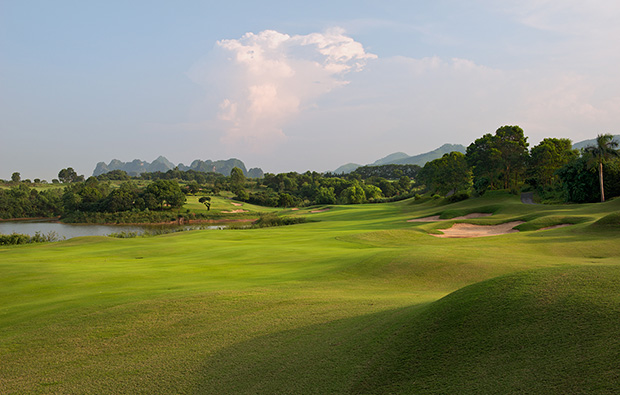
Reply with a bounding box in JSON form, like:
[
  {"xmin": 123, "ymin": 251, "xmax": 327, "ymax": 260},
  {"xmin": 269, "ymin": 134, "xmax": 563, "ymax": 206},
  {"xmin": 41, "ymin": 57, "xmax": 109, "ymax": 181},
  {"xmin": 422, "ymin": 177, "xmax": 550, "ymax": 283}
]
[
  {"xmin": 193, "ymin": 266, "xmax": 620, "ymax": 394},
  {"xmin": 191, "ymin": 303, "xmax": 427, "ymax": 394}
]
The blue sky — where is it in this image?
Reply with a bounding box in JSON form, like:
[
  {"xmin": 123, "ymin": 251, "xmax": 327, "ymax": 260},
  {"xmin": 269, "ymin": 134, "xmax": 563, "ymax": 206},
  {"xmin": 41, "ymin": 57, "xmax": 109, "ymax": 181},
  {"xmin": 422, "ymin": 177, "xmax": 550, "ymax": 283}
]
[{"xmin": 2, "ymin": 0, "xmax": 619, "ymax": 180}]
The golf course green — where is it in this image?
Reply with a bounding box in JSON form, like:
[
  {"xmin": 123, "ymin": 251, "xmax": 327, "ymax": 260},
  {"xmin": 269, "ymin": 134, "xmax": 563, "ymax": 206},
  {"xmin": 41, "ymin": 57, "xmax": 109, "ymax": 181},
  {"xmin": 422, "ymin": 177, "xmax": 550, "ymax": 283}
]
[{"xmin": 2, "ymin": 192, "xmax": 620, "ymax": 394}]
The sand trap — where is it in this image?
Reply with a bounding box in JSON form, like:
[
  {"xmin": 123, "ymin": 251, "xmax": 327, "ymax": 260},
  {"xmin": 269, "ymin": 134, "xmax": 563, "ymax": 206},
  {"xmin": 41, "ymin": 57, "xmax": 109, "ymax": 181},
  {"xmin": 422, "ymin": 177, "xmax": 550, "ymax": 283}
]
[
  {"xmin": 291, "ymin": 208, "xmax": 299, "ymax": 211},
  {"xmin": 540, "ymin": 224, "xmax": 573, "ymax": 231},
  {"xmin": 408, "ymin": 213, "xmax": 492, "ymax": 222},
  {"xmin": 231, "ymin": 202, "xmax": 243, "ymax": 207},
  {"xmin": 221, "ymin": 209, "xmax": 249, "ymax": 213},
  {"xmin": 433, "ymin": 221, "xmax": 524, "ymax": 238}
]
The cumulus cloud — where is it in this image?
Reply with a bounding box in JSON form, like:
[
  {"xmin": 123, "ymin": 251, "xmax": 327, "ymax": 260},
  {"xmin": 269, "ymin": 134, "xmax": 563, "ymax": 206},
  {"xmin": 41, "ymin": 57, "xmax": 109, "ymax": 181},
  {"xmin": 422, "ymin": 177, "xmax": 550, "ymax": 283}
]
[
  {"xmin": 186, "ymin": 14, "xmax": 620, "ymax": 171},
  {"xmin": 194, "ymin": 28, "xmax": 376, "ymax": 150}
]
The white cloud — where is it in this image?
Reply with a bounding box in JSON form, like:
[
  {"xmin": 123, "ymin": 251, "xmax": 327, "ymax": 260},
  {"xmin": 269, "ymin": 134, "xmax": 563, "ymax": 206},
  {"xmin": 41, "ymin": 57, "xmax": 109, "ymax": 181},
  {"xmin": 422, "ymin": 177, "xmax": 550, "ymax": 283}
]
[
  {"xmin": 186, "ymin": 18, "xmax": 620, "ymax": 171},
  {"xmin": 193, "ymin": 28, "xmax": 376, "ymax": 151}
]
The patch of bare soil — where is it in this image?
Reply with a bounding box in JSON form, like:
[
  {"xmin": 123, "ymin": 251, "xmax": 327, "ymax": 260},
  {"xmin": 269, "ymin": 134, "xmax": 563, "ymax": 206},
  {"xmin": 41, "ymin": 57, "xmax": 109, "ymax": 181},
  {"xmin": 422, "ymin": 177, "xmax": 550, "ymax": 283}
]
[
  {"xmin": 407, "ymin": 213, "xmax": 492, "ymax": 222},
  {"xmin": 433, "ymin": 221, "xmax": 524, "ymax": 238}
]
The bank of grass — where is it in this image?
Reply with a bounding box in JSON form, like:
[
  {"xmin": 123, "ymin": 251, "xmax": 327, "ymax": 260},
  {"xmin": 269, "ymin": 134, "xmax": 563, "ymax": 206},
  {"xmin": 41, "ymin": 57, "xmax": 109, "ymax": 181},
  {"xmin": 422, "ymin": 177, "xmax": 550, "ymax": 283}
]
[{"xmin": 1, "ymin": 192, "xmax": 620, "ymax": 393}]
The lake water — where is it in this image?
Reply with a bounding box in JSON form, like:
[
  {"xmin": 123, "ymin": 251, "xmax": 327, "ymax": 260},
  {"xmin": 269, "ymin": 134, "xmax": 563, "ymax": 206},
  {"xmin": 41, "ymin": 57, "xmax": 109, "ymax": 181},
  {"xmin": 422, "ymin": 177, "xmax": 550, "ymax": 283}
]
[{"xmin": 0, "ymin": 220, "xmax": 223, "ymax": 240}]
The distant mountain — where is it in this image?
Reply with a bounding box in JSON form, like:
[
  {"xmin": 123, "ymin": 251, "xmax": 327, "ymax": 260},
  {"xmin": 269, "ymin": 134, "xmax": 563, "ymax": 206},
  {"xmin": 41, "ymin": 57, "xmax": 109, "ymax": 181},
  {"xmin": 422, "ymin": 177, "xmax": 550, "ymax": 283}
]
[
  {"xmin": 333, "ymin": 163, "xmax": 362, "ymax": 174},
  {"xmin": 391, "ymin": 144, "xmax": 467, "ymax": 166},
  {"xmin": 572, "ymin": 135, "xmax": 620, "ymax": 151},
  {"xmin": 371, "ymin": 152, "xmax": 410, "ymax": 166},
  {"xmin": 177, "ymin": 158, "xmax": 248, "ymax": 176},
  {"xmin": 93, "ymin": 157, "xmax": 262, "ymax": 178},
  {"xmin": 333, "ymin": 143, "xmax": 467, "ymax": 174}
]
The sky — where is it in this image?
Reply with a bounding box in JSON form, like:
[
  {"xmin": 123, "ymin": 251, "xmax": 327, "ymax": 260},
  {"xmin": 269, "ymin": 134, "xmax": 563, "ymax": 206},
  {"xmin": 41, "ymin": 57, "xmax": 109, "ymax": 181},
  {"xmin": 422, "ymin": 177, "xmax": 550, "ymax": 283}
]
[{"xmin": 1, "ymin": 0, "xmax": 620, "ymax": 181}]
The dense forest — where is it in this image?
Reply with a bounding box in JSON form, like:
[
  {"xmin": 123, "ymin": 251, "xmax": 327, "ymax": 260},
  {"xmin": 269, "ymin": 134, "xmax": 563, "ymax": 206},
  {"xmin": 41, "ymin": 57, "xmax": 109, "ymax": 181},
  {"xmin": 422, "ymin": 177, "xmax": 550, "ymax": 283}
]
[{"xmin": 2, "ymin": 126, "xmax": 619, "ymax": 222}]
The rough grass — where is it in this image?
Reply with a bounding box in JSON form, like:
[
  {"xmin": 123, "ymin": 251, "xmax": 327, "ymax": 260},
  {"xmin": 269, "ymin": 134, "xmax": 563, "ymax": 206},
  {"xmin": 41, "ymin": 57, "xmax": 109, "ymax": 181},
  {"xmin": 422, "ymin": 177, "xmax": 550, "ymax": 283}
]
[{"xmin": 2, "ymin": 193, "xmax": 620, "ymax": 393}]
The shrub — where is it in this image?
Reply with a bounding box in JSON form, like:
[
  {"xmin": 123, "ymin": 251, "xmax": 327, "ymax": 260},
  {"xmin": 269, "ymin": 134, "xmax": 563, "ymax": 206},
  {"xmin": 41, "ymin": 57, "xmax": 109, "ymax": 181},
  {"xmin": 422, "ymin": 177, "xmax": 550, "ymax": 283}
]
[
  {"xmin": 252, "ymin": 213, "xmax": 309, "ymax": 228},
  {"xmin": 447, "ymin": 192, "xmax": 470, "ymax": 203}
]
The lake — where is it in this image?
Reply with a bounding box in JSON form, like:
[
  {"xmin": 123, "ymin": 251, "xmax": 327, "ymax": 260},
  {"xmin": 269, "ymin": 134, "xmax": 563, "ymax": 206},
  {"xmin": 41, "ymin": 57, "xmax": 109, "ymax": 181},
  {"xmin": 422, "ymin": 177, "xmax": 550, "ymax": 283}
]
[{"xmin": 0, "ymin": 220, "xmax": 223, "ymax": 240}]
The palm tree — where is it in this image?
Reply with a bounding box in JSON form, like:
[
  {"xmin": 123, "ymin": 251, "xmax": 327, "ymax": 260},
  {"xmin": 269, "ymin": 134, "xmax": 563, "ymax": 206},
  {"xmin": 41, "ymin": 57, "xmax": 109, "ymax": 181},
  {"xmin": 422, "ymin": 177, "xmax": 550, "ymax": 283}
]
[{"xmin": 583, "ymin": 134, "xmax": 619, "ymax": 202}]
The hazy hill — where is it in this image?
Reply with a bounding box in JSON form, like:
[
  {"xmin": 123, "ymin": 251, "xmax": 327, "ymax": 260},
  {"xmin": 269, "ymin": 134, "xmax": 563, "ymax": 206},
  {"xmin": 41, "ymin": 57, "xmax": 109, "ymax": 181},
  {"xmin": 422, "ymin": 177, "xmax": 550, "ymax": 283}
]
[
  {"xmin": 572, "ymin": 135, "xmax": 620, "ymax": 151},
  {"xmin": 333, "ymin": 143, "xmax": 466, "ymax": 174},
  {"xmin": 371, "ymin": 152, "xmax": 410, "ymax": 166},
  {"xmin": 333, "ymin": 163, "xmax": 362, "ymax": 174},
  {"xmin": 93, "ymin": 157, "xmax": 263, "ymax": 178},
  {"xmin": 391, "ymin": 143, "xmax": 466, "ymax": 165}
]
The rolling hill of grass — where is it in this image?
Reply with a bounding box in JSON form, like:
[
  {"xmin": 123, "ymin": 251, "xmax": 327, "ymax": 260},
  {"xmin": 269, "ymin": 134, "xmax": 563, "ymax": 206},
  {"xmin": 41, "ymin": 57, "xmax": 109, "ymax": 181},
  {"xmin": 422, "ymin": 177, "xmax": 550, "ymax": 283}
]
[{"xmin": 1, "ymin": 192, "xmax": 620, "ymax": 393}]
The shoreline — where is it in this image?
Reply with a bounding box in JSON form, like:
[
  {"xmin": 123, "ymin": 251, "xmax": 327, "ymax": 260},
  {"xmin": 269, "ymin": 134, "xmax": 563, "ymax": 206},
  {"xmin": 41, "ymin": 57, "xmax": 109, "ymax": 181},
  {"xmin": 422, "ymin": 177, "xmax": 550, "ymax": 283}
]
[{"xmin": 0, "ymin": 217, "xmax": 258, "ymax": 226}]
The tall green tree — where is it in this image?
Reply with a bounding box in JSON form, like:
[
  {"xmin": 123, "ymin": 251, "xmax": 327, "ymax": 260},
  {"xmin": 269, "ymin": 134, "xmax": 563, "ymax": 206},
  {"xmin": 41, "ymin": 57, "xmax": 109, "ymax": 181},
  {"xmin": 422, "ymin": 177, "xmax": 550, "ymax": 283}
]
[
  {"xmin": 466, "ymin": 133, "xmax": 501, "ymax": 192},
  {"xmin": 494, "ymin": 125, "xmax": 529, "ymax": 190},
  {"xmin": 230, "ymin": 167, "xmax": 246, "ymax": 188},
  {"xmin": 11, "ymin": 172, "xmax": 21, "ymax": 183},
  {"xmin": 466, "ymin": 126, "xmax": 529, "ymax": 192},
  {"xmin": 421, "ymin": 152, "xmax": 472, "ymax": 195},
  {"xmin": 58, "ymin": 167, "xmax": 83, "ymax": 183},
  {"xmin": 528, "ymin": 138, "xmax": 579, "ymax": 188},
  {"xmin": 583, "ymin": 134, "xmax": 620, "ymax": 202}
]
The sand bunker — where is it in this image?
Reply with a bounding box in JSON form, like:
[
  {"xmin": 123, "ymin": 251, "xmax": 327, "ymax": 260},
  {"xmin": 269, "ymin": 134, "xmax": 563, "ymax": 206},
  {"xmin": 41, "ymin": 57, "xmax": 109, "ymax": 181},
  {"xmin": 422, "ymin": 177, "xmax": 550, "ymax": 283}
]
[
  {"xmin": 231, "ymin": 202, "xmax": 243, "ymax": 207},
  {"xmin": 408, "ymin": 213, "xmax": 492, "ymax": 222},
  {"xmin": 221, "ymin": 209, "xmax": 249, "ymax": 213},
  {"xmin": 433, "ymin": 221, "xmax": 524, "ymax": 238}
]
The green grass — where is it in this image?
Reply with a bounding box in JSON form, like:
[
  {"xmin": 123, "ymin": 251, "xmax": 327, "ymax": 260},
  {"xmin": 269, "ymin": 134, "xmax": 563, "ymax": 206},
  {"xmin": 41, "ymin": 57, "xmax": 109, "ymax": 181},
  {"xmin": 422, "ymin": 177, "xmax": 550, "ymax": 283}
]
[
  {"xmin": 184, "ymin": 195, "xmax": 280, "ymax": 215},
  {"xmin": 1, "ymin": 193, "xmax": 620, "ymax": 393}
]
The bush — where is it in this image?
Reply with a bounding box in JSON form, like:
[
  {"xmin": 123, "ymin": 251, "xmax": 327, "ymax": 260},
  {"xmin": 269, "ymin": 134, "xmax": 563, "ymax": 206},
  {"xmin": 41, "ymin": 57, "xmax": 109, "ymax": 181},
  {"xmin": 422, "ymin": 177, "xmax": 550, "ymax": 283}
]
[
  {"xmin": 0, "ymin": 231, "xmax": 61, "ymax": 245},
  {"xmin": 107, "ymin": 231, "xmax": 140, "ymax": 238},
  {"xmin": 447, "ymin": 192, "xmax": 470, "ymax": 203},
  {"xmin": 252, "ymin": 213, "xmax": 309, "ymax": 228}
]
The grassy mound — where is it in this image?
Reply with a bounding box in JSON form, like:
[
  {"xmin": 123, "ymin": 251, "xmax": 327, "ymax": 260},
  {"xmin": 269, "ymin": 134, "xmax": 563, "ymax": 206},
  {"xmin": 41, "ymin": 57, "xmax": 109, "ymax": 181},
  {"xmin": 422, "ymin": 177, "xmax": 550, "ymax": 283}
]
[
  {"xmin": 355, "ymin": 265, "xmax": 620, "ymax": 394},
  {"xmin": 591, "ymin": 211, "xmax": 620, "ymax": 229}
]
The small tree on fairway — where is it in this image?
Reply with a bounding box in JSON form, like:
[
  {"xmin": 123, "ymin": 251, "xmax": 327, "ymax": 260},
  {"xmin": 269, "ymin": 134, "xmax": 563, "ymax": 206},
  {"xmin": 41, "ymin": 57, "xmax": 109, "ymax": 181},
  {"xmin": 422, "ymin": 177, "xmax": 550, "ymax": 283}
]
[
  {"xmin": 583, "ymin": 134, "xmax": 620, "ymax": 202},
  {"xmin": 199, "ymin": 196, "xmax": 211, "ymax": 211}
]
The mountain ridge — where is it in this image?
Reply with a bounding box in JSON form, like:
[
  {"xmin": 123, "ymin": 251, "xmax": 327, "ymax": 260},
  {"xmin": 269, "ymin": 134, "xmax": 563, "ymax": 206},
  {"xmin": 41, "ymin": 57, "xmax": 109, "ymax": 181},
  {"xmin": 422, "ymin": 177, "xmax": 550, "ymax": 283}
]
[
  {"xmin": 333, "ymin": 143, "xmax": 467, "ymax": 174},
  {"xmin": 93, "ymin": 157, "xmax": 264, "ymax": 178}
]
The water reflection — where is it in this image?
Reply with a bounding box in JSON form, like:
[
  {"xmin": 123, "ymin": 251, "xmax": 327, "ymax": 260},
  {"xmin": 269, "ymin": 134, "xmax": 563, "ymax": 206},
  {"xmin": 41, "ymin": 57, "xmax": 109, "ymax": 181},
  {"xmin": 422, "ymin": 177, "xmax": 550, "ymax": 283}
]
[{"xmin": 0, "ymin": 220, "xmax": 223, "ymax": 240}]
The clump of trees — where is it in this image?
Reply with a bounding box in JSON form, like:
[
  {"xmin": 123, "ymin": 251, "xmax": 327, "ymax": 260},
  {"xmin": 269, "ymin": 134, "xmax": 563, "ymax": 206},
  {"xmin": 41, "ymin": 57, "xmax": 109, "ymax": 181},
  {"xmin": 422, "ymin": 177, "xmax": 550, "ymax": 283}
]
[
  {"xmin": 242, "ymin": 168, "xmax": 414, "ymax": 207},
  {"xmin": 0, "ymin": 184, "xmax": 62, "ymax": 219},
  {"xmin": 419, "ymin": 126, "xmax": 620, "ymax": 203},
  {"xmin": 62, "ymin": 178, "xmax": 186, "ymax": 214}
]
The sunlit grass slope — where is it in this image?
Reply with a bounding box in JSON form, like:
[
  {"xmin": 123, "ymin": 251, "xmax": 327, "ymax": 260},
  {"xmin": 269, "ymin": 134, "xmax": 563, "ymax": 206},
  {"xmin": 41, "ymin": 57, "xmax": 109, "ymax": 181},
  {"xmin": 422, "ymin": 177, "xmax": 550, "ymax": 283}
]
[
  {"xmin": 353, "ymin": 265, "xmax": 620, "ymax": 394},
  {"xmin": 1, "ymin": 192, "xmax": 620, "ymax": 393}
]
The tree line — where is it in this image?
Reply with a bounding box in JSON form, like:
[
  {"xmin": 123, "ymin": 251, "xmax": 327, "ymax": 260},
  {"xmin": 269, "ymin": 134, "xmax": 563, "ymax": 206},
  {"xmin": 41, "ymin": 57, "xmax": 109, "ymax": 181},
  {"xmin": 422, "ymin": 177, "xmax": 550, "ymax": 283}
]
[
  {"xmin": 3, "ymin": 127, "xmax": 618, "ymax": 222},
  {"xmin": 419, "ymin": 126, "xmax": 620, "ymax": 203}
]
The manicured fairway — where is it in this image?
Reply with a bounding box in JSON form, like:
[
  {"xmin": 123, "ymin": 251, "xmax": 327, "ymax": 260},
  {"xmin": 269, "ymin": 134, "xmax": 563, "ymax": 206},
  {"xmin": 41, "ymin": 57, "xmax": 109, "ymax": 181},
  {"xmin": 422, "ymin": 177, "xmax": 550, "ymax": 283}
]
[{"xmin": 1, "ymin": 193, "xmax": 620, "ymax": 393}]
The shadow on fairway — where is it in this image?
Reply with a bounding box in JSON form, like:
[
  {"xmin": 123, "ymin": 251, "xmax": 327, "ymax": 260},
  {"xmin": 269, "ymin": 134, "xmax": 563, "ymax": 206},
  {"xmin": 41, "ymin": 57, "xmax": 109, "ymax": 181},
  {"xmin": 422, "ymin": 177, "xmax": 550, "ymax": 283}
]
[
  {"xmin": 192, "ymin": 303, "xmax": 428, "ymax": 394},
  {"xmin": 194, "ymin": 265, "xmax": 620, "ymax": 395}
]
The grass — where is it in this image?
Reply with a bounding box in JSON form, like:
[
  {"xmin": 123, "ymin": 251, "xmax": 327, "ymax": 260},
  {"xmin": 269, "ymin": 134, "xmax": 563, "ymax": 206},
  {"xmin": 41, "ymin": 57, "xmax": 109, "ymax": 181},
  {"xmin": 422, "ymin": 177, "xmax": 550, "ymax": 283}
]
[
  {"xmin": 1, "ymin": 192, "xmax": 620, "ymax": 393},
  {"xmin": 184, "ymin": 195, "xmax": 280, "ymax": 215}
]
